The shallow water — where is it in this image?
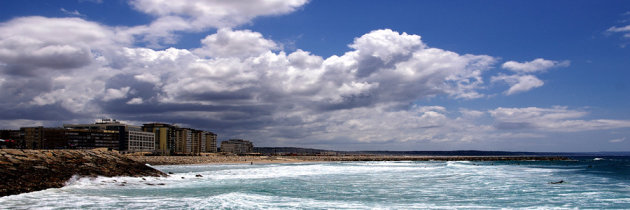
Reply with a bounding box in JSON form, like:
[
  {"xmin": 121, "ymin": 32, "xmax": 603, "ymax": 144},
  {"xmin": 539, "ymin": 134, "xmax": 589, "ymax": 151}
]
[{"xmin": 1, "ymin": 157, "xmax": 629, "ymax": 209}]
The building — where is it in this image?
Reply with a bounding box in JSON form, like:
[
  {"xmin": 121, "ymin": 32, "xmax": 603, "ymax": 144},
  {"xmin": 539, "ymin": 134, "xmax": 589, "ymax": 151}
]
[
  {"xmin": 65, "ymin": 119, "xmax": 155, "ymax": 152},
  {"xmin": 0, "ymin": 130, "xmax": 23, "ymax": 148},
  {"xmin": 20, "ymin": 127, "xmax": 66, "ymax": 149},
  {"xmin": 127, "ymin": 130, "xmax": 156, "ymax": 153},
  {"xmin": 220, "ymin": 139, "xmax": 254, "ymax": 154},
  {"xmin": 65, "ymin": 129, "xmax": 119, "ymax": 150},
  {"xmin": 142, "ymin": 123, "xmax": 177, "ymax": 155},
  {"xmin": 174, "ymin": 128, "xmax": 192, "ymax": 154},
  {"xmin": 203, "ymin": 132, "xmax": 217, "ymax": 153}
]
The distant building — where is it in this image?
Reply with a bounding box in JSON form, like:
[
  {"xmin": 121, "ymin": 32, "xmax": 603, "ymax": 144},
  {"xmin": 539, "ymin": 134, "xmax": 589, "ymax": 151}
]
[
  {"xmin": 174, "ymin": 128, "xmax": 192, "ymax": 154},
  {"xmin": 127, "ymin": 130, "xmax": 156, "ymax": 153},
  {"xmin": 0, "ymin": 130, "xmax": 23, "ymax": 148},
  {"xmin": 142, "ymin": 123, "xmax": 177, "ymax": 155},
  {"xmin": 20, "ymin": 127, "xmax": 66, "ymax": 149},
  {"xmin": 65, "ymin": 119, "xmax": 155, "ymax": 152},
  {"xmin": 173, "ymin": 128, "xmax": 216, "ymax": 155},
  {"xmin": 203, "ymin": 132, "xmax": 218, "ymax": 153},
  {"xmin": 65, "ymin": 129, "xmax": 119, "ymax": 150},
  {"xmin": 220, "ymin": 139, "xmax": 253, "ymax": 154}
]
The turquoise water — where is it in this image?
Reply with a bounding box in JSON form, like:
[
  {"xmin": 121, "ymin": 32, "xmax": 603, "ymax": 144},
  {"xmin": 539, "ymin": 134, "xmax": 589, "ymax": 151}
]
[{"xmin": 1, "ymin": 157, "xmax": 629, "ymax": 209}]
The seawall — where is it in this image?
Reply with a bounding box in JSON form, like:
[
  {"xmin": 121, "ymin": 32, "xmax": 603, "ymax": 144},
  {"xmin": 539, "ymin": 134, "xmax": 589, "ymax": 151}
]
[
  {"xmin": 0, "ymin": 149, "xmax": 166, "ymax": 197},
  {"xmin": 129, "ymin": 155, "xmax": 570, "ymax": 165}
]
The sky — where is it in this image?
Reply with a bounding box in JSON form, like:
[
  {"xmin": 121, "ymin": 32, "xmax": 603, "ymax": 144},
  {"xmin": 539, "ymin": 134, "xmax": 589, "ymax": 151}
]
[{"xmin": 0, "ymin": 0, "xmax": 629, "ymax": 152}]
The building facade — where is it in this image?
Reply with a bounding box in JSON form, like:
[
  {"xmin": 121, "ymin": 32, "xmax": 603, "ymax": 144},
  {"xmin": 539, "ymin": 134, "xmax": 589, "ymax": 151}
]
[
  {"xmin": 174, "ymin": 128, "xmax": 192, "ymax": 154},
  {"xmin": 204, "ymin": 132, "xmax": 218, "ymax": 153},
  {"xmin": 65, "ymin": 129, "xmax": 119, "ymax": 150},
  {"xmin": 65, "ymin": 119, "xmax": 155, "ymax": 152},
  {"xmin": 127, "ymin": 130, "xmax": 155, "ymax": 152},
  {"xmin": 21, "ymin": 127, "xmax": 66, "ymax": 149},
  {"xmin": 220, "ymin": 139, "xmax": 254, "ymax": 154},
  {"xmin": 142, "ymin": 123, "xmax": 177, "ymax": 155}
]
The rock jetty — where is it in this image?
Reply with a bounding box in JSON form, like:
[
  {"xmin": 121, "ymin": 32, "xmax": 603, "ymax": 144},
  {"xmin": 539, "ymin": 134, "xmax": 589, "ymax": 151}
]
[
  {"xmin": 0, "ymin": 149, "xmax": 166, "ymax": 197},
  {"xmin": 129, "ymin": 154, "xmax": 570, "ymax": 165}
]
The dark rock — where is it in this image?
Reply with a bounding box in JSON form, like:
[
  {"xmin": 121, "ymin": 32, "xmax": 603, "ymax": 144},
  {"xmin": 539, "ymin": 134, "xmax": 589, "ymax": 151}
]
[
  {"xmin": 0, "ymin": 149, "xmax": 167, "ymax": 197},
  {"xmin": 196, "ymin": 174, "xmax": 203, "ymax": 177}
]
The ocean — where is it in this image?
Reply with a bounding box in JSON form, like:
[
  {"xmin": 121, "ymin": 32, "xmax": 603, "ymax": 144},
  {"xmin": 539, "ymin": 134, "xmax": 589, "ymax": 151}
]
[{"xmin": 1, "ymin": 157, "xmax": 629, "ymax": 209}]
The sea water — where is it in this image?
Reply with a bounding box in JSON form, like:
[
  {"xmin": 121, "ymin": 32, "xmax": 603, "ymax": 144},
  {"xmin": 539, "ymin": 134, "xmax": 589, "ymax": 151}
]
[{"xmin": 1, "ymin": 157, "xmax": 629, "ymax": 209}]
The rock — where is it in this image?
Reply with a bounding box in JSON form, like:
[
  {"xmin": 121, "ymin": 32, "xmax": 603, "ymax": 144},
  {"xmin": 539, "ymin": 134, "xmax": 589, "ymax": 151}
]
[
  {"xmin": 0, "ymin": 149, "xmax": 167, "ymax": 197},
  {"xmin": 196, "ymin": 174, "xmax": 203, "ymax": 177}
]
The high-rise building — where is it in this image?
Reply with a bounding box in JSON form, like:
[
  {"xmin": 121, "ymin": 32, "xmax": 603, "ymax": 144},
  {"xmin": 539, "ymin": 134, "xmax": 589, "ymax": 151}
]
[
  {"xmin": 204, "ymin": 132, "xmax": 218, "ymax": 153},
  {"xmin": 65, "ymin": 119, "xmax": 155, "ymax": 152},
  {"xmin": 174, "ymin": 128, "xmax": 192, "ymax": 154},
  {"xmin": 220, "ymin": 139, "xmax": 254, "ymax": 154},
  {"xmin": 142, "ymin": 123, "xmax": 177, "ymax": 155}
]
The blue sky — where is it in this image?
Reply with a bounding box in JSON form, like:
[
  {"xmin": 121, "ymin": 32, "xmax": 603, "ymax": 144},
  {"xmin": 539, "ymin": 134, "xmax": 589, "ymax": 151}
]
[{"xmin": 0, "ymin": 0, "xmax": 629, "ymax": 152}]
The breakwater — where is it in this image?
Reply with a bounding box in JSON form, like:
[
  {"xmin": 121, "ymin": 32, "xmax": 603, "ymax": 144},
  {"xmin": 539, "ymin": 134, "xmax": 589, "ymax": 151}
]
[
  {"xmin": 0, "ymin": 149, "xmax": 166, "ymax": 197},
  {"xmin": 129, "ymin": 155, "xmax": 570, "ymax": 165}
]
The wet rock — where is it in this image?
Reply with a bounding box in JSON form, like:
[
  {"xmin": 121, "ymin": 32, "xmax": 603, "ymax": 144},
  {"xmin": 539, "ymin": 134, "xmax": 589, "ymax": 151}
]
[
  {"xmin": 196, "ymin": 174, "xmax": 203, "ymax": 177},
  {"xmin": 0, "ymin": 149, "xmax": 167, "ymax": 197}
]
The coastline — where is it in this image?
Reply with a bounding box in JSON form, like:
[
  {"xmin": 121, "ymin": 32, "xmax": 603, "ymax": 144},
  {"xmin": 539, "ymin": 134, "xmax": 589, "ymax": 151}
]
[
  {"xmin": 128, "ymin": 154, "xmax": 570, "ymax": 165},
  {"xmin": 0, "ymin": 149, "xmax": 165, "ymax": 197}
]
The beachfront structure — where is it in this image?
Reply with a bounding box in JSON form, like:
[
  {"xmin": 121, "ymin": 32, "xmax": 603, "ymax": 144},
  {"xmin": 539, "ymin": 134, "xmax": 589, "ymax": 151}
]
[
  {"xmin": 174, "ymin": 128, "xmax": 192, "ymax": 154},
  {"xmin": 203, "ymin": 132, "xmax": 218, "ymax": 153},
  {"xmin": 64, "ymin": 119, "xmax": 155, "ymax": 152},
  {"xmin": 21, "ymin": 127, "xmax": 66, "ymax": 149},
  {"xmin": 65, "ymin": 129, "xmax": 119, "ymax": 150},
  {"xmin": 127, "ymin": 130, "xmax": 156, "ymax": 153},
  {"xmin": 173, "ymin": 128, "xmax": 216, "ymax": 155},
  {"xmin": 220, "ymin": 139, "xmax": 254, "ymax": 154},
  {"xmin": 142, "ymin": 123, "xmax": 177, "ymax": 155},
  {"xmin": 18, "ymin": 126, "xmax": 120, "ymax": 150}
]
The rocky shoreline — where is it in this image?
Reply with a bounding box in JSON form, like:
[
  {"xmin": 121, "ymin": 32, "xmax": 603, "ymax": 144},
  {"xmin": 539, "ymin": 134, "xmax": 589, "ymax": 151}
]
[
  {"xmin": 128, "ymin": 154, "xmax": 570, "ymax": 165},
  {"xmin": 0, "ymin": 149, "xmax": 166, "ymax": 197},
  {"xmin": 0, "ymin": 150, "xmax": 569, "ymax": 197}
]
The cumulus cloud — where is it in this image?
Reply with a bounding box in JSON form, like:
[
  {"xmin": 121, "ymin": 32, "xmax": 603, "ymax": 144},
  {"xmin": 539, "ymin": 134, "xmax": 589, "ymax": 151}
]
[
  {"xmin": 502, "ymin": 58, "xmax": 570, "ymax": 74},
  {"xmin": 1, "ymin": 8, "xmax": 628, "ymax": 150},
  {"xmin": 126, "ymin": 0, "xmax": 309, "ymax": 47},
  {"xmin": 194, "ymin": 28, "xmax": 279, "ymax": 58},
  {"xmin": 493, "ymin": 58, "xmax": 569, "ymax": 95}
]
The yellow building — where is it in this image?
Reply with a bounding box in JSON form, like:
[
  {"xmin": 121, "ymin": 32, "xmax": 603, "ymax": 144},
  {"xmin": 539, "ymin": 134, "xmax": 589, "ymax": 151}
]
[{"xmin": 142, "ymin": 123, "xmax": 177, "ymax": 155}]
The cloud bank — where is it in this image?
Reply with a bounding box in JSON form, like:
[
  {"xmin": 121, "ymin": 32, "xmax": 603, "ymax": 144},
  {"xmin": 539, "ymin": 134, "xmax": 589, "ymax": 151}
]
[{"xmin": 0, "ymin": 1, "xmax": 628, "ymax": 150}]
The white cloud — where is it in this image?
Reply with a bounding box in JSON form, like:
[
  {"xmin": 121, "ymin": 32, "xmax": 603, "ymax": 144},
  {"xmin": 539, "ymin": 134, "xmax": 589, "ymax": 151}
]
[
  {"xmin": 607, "ymin": 25, "xmax": 630, "ymax": 38},
  {"xmin": 103, "ymin": 87, "xmax": 131, "ymax": 101},
  {"xmin": 491, "ymin": 74, "xmax": 544, "ymax": 95},
  {"xmin": 489, "ymin": 106, "xmax": 630, "ymax": 132},
  {"xmin": 609, "ymin": 137, "xmax": 626, "ymax": 143},
  {"xmin": 126, "ymin": 0, "xmax": 309, "ymax": 47},
  {"xmin": 502, "ymin": 58, "xmax": 570, "ymax": 73},
  {"xmin": 1, "ymin": 13, "xmax": 628, "ymax": 150},
  {"xmin": 126, "ymin": 97, "xmax": 144, "ymax": 105},
  {"xmin": 60, "ymin": 8, "xmax": 83, "ymax": 17},
  {"xmin": 193, "ymin": 28, "xmax": 279, "ymax": 58}
]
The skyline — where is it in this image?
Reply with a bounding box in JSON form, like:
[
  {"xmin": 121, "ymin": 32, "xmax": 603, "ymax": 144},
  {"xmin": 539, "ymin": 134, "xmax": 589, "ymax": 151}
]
[{"xmin": 1, "ymin": 0, "xmax": 629, "ymax": 152}]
